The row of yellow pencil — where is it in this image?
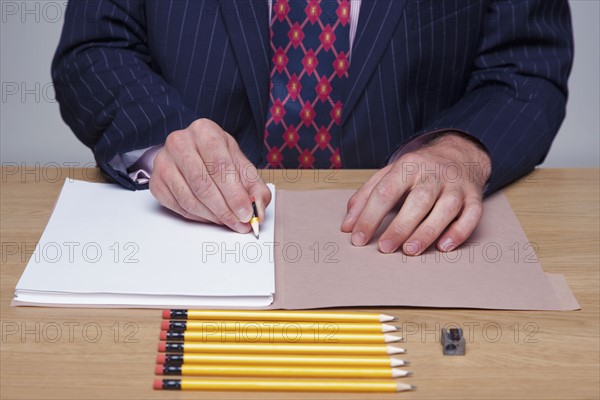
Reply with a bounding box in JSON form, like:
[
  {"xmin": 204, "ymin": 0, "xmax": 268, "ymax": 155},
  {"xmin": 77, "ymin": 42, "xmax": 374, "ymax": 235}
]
[{"xmin": 154, "ymin": 309, "xmax": 415, "ymax": 393}]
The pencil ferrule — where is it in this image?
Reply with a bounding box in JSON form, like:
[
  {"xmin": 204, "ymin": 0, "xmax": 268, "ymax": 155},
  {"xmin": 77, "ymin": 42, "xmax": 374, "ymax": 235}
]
[
  {"xmin": 169, "ymin": 310, "xmax": 188, "ymax": 320},
  {"xmin": 165, "ymin": 342, "xmax": 184, "ymax": 353},
  {"xmin": 168, "ymin": 321, "xmax": 187, "ymax": 331},
  {"xmin": 164, "ymin": 355, "xmax": 184, "ymax": 365},
  {"xmin": 162, "ymin": 379, "xmax": 182, "ymax": 390},
  {"xmin": 163, "ymin": 365, "xmax": 182, "ymax": 375}
]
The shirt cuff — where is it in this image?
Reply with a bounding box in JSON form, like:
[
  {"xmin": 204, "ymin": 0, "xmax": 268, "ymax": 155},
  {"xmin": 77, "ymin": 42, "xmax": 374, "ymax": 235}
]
[{"xmin": 125, "ymin": 145, "xmax": 163, "ymax": 185}]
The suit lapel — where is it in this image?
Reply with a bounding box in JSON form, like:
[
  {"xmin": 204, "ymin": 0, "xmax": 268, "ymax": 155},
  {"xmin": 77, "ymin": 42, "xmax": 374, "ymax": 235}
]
[
  {"xmin": 342, "ymin": 0, "xmax": 407, "ymax": 126},
  {"xmin": 219, "ymin": 0, "xmax": 270, "ymax": 136}
]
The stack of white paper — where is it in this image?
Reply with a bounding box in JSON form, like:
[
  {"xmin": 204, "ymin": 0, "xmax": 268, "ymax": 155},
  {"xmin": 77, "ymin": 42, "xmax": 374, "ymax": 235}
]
[{"xmin": 13, "ymin": 180, "xmax": 276, "ymax": 308}]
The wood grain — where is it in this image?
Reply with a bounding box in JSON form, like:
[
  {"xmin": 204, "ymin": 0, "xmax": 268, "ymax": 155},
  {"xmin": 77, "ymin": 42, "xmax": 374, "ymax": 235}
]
[{"xmin": 1, "ymin": 168, "xmax": 598, "ymax": 399}]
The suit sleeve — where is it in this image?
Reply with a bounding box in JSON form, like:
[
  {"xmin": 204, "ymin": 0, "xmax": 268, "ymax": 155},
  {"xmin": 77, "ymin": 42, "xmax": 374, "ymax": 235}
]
[
  {"xmin": 410, "ymin": 0, "xmax": 573, "ymax": 194},
  {"xmin": 51, "ymin": 0, "xmax": 198, "ymax": 190}
]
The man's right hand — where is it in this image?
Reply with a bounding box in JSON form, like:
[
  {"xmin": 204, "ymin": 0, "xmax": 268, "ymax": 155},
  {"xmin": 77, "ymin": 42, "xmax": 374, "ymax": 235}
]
[{"xmin": 149, "ymin": 119, "xmax": 272, "ymax": 233}]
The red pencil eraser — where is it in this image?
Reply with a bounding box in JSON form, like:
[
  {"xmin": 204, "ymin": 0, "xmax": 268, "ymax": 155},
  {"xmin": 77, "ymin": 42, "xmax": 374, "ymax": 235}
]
[
  {"xmin": 250, "ymin": 195, "xmax": 255, "ymax": 202},
  {"xmin": 160, "ymin": 320, "xmax": 169, "ymax": 330},
  {"xmin": 155, "ymin": 365, "xmax": 164, "ymax": 375},
  {"xmin": 159, "ymin": 330, "xmax": 167, "ymax": 341},
  {"xmin": 153, "ymin": 379, "xmax": 163, "ymax": 390},
  {"xmin": 162, "ymin": 310, "xmax": 170, "ymax": 319},
  {"xmin": 158, "ymin": 341, "xmax": 166, "ymax": 352},
  {"xmin": 156, "ymin": 353, "xmax": 166, "ymax": 364}
]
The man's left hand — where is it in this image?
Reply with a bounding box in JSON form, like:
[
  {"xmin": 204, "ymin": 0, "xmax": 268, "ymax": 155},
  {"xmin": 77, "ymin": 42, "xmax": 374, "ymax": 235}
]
[{"xmin": 341, "ymin": 133, "xmax": 492, "ymax": 255}]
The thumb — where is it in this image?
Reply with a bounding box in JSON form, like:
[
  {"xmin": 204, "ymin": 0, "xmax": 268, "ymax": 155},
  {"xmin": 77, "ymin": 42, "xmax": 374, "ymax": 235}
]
[{"xmin": 231, "ymin": 145, "xmax": 272, "ymax": 222}]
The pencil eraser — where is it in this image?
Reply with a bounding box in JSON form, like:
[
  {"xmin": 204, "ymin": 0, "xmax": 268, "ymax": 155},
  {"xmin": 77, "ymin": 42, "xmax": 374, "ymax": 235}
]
[
  {"xmin": 159, "ymin": 330, "xmax": 167, "ymax": 341},
  {"xmin": 162, "ymin": 310, "xmax": 170, "ymax": 319},
  {"xmin": 156, "ymin": 353, "xmax": 166, "ymax": 364},
  {"xmin": 158, "ymin": 341, "xmax": 166, "ymax": 352},
  {"xmin": 250, "ymin": 195, "xmax": 255, "ymax": 202},
  {"xmin": 155, "ymin": 365, "xmax": 164, "ymax": 375},
  {"xmin": 153, "ymin": 379, "xmax": 163, "ymax": 390},
  {"xmin": 160, "ymin": 320, "xmax": 169, "ymax": 330}
]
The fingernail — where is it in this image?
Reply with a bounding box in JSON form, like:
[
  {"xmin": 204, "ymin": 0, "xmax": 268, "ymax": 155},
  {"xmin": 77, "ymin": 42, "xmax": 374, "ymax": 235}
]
[
  {"xmin": 404, "ymin": 241, "xmax": 421, "ymax": 256},
  {"xmin": 439, "ymin": 238, "xmax": 456, "ymax": 252},
  {"xmin": 352, "ymin": 232, "xmax": 367, "ymax": 246},
  {"xmin": 237, "ymin": 207, "xmax": 253, "ymax": 223},
  {"xmin": 379, "ymin": 240, "xmax": 397, "ymax": 254}
]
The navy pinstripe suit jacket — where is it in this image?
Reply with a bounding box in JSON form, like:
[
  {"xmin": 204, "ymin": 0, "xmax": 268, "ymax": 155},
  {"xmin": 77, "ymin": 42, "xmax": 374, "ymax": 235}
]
[{"xmin": 52, "ymin": 0, "xmax": 573, "ymax": 192}]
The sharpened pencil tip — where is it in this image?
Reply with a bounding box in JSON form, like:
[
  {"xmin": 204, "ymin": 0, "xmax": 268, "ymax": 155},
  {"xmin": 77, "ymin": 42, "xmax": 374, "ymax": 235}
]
[
  {"xmin": 396, "ymin": 383, "xmax": 416, "ymax": 392},
  {"xmin": 386, "ymin": 345, "xmax": 406, "ymax": 355},
  {"xmin": 381, "ymin": 324, "xmax": 400, "ymax": 333},
  {"xmin": 383, "ymin": 334, "xmax": 402, "ymax": 343},
  {"xmin": 379, "ymin": 313, "xmax": 396, "ymax": 322},
  {"xmin": 250, "ymin": 219, "xmax": 259, "ymax": 240}
]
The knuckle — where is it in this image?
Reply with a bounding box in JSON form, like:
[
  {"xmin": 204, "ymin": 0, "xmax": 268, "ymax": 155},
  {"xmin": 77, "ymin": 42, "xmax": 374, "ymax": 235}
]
[
  {"xmin": 178, "ymin": 196, "xmax": 199, "ymax": 215},
  {"xmin": 347, "ymin": 195, "xmax": 359, "ymax": 210},
  {"xmin": 165, "ymin": 131, "xmax": 186, "ymax": 151},
  {"xmin": 190, "ymin": 118, "xmax": 214, "ymax": 133},
  {"xmin": 190, "ymin": 177, "xmax": 213, "ymax": 198},
  {"xmin": 219, "ymin": 209, "xmax": 237, "ymax": 225},
  {"xmin": 355, "ymin": 216, "xmax": 377, "ymax": 233},
  {"xmin": 261, "ymin": 185, "xmax": 273, "ymax": 205},
  {"xmin": 419, "ymin": 224, "xmax": 438, "ymax": 241},
  {"xmin": 412, "ymin": 186, "xmax": 435, "ymax": 204},
  {"xmin": 373, "ymin": 182, "xmax": 397, "ymax": 202},
  {"xmin": 468, "ymin": 201, "xmax": 484, "ymax": 220},
  {"xmin": 445, "ymin": 193, "xmax": 463, "ymax": 214},
  {"xmin": 205, "ymin": 159, "xmax": 228, "ymax": 179},
  {"xmin": 452, "ymin": 226, "xmax": 470, "ymax": 243},
  {"xmin": 387, "ymin": 222, "xmax": 411, "ymax": 240},
  {"xmin": 228, "ymin": 190, "xmax": 248, "ymax": 209}
]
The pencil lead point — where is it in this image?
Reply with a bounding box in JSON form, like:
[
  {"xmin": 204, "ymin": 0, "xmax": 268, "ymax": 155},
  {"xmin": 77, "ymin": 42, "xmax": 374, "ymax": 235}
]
[{"xmin": 379, "ymin": 313, "xmax": 396, "ymax": 322}]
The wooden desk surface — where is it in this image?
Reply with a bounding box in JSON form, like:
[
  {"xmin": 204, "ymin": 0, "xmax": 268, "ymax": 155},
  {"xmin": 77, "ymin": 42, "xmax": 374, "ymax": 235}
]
[{"xmin": 1, "ymin": 168, "xmax": 598, "ymax": 399}]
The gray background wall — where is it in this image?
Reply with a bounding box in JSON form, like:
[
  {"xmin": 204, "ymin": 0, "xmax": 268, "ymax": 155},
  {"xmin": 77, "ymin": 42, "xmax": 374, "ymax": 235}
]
[{"xmin": 1, "ymin": 0, "xmax": 598, "ymax": 167}]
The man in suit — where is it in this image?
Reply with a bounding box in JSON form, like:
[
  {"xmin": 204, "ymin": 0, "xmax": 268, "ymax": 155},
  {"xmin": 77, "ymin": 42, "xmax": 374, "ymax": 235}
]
[{"xmin": 52, "ymin": 0, "xmax": 573, "ymax": 255}]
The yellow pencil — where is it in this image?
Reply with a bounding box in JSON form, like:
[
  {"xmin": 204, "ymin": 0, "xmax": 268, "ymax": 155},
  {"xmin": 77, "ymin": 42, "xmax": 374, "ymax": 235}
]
[
  {"xmin": 250, "ymin": 196, "xmax": 259, "ymax": 239},
  {"xmin": 162, "ymin": 320, "xmax": 400, "ymax": 333},
  {"xmin": 154, "ymin": 378, "xmax": 416, "ymax": 392},
  {"xmin": 163, "ymin": 309, "xmax": 396, "ymax": 323},
  {"xmin": 157, "ymin": 353, "xmax": 410, "ymax": 368},
  {"xmin": 158, "ymin": 341, "xmax": 405, "ymax": 356},
  {"xmin": 160, "ymin": 330, "xmax": 402, "ymax": 344},
  {"xmin": 156, "ymin": 364, "xmax": 412, "ymax": 379}
]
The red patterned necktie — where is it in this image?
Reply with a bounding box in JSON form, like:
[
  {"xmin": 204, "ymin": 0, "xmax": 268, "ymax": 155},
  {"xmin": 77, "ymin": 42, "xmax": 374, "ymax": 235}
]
[{"xmin": 264, "ymin": 0, "xmax": 351, "ymax": 169}]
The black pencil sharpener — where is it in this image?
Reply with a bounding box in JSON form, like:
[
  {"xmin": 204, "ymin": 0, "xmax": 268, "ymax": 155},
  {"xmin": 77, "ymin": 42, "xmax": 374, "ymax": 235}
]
[{"xmin": 441, "ymin": 328, "xmax": 465, "ymax": 356}]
